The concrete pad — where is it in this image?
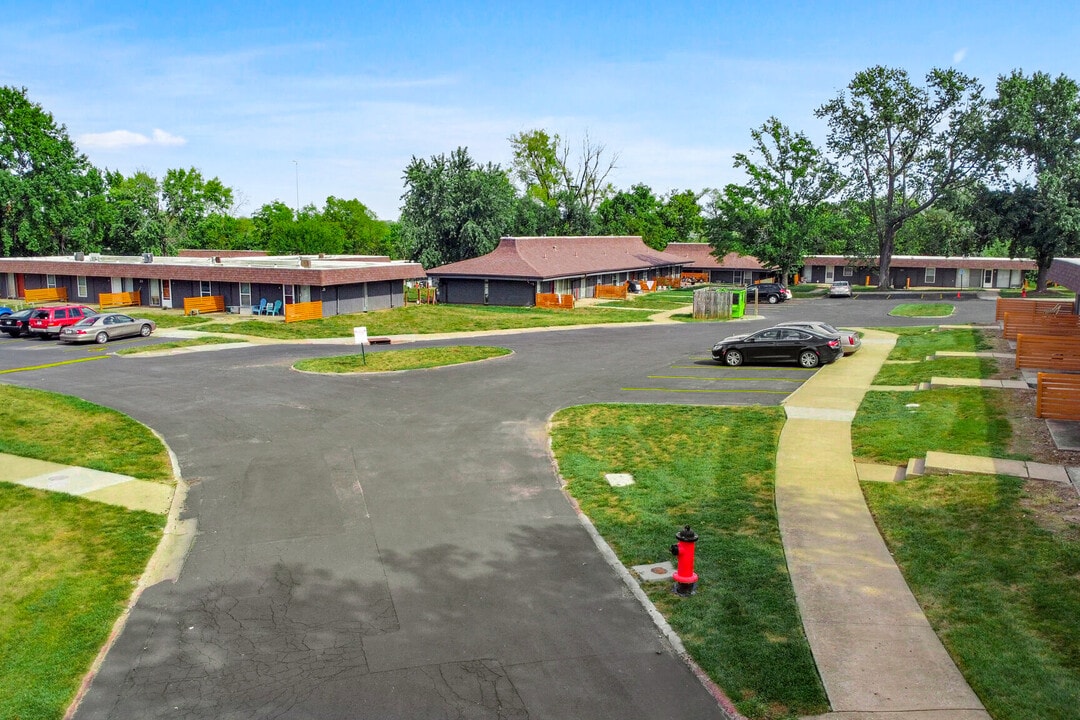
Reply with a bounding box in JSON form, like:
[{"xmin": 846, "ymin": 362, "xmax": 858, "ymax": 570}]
[
  {"xmin": 1068, "ymin": 467, "xmax": 1080, "ymax": 496},
  {"xmin": 1047, "ymin": 419, "xmax": 1080, "ymax": 451},
  {"xmin": 785, "ymin": 406, "xmax": 857, "ymax": 422},
  {"xmin": 18, "ymin": 465, "xmax": 132, "ymax": 495},
  {"xmin": 83, "ymin": 480, "xmax": 174, "ymax": 514},
  {"xmin": 855, "ymin": 463, "xmax": 906, "ymax": 482},
  {"xmin": 802, "ymin": 710, "xmax": 990, "ymax": 719},
  {"xmin": 802, "ymin": 620, "xmax": 986, "ymax": 713},
  {"xmin": 1025, "ymin": 462, "xmax": 1070, "ymax": 483},
  {"xmin": 1000, "ymin": 379, "xmax": 1032, "ymax": 389},
  {"xmin": 924, "ymin": 451, "xmax": 1028, "ymax": 478},
  {"xmin": 929, "ymin": 376, "xmax": 988, "ymax": 388},
  {"xmin": 786, "ymin": 560, "xmax": 932, "ymax": 626},
  {"xmin": 605, "ymin": 472, "xmax": 634, "ymax": 487},
  {"xmin": 631, "ymin": 561, "xmax": 674, "ymax": 582},
  {"xmin": 867, "ymin": 385, "xmax": 919, "ymax": 392},
  {"xmin": 0, "ymin": 452, "xmax": 67, "ymax": 482}
]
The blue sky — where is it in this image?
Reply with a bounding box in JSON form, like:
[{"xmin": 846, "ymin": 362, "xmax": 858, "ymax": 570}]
[{"xmin": 2, "ymin": 1, "xmax": 1079, "ymax": 220}]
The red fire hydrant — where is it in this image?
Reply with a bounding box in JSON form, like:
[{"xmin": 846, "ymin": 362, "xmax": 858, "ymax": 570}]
[{"xmin": 670, "ymin": 525, "xmax": 699, "ymax": 596}]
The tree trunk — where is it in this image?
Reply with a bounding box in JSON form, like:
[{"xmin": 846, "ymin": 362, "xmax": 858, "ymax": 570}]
[{"xmin": 877, "ymin": 227, "xmax": 896, "ymax": 290}]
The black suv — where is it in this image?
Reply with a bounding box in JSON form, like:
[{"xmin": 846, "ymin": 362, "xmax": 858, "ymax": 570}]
[{"xmin": 745, "ymin": 282, "xmax": 790, "ymax": 304}]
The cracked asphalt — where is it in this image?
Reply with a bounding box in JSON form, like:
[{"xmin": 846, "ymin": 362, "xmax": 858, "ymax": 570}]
[{"xmin": 0, "ymin": 296, "xmax": 998, "ymax": 719}]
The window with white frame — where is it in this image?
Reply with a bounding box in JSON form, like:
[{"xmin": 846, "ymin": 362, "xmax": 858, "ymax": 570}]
[
  {"xmin": 925, "ymin": 267, "xmax": 936, "ymax": 284},
  {"xmin": 77, "ymin": 277, "xmax": 87, "ymax": 297},
  {"xmin": 200, "ymin": 281, "xmax": 212, "ymax": 296},
  {"xmin": 47, "ymin": 274, "xmax": 56, "ymax": 288},
  {"xmin": 239, "ymin": 283, "xmax": 252, "ymax": 308},
  {"xmin": 843, "ymin": 266, "xmax": 854, "ymax": 277}
]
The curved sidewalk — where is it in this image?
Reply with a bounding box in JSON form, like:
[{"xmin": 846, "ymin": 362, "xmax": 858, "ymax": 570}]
[{"xmin": 776, "ymin": 330, "xmax": 991, "ymax": 720}]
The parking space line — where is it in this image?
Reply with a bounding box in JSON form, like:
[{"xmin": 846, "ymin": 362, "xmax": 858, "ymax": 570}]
[
  {"xmin": 0, "ymin": 356, "xmax": 109, "ymax": 374},
  {"xmin": 670, "ymin": 364, "xmax": 816, "ymax": 373},
  {"xmin": 621, "ymin": 386, "xmax": 791, "ymax": 394},
  {"xmin": 647, "ymin": 374, "xmax": 805, "ymax": 383}
]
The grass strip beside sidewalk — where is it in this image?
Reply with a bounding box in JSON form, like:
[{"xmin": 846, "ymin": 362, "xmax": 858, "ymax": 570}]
[{"xmin": 550, "ymin": 404, "xmax": 827, "ymax": 720}]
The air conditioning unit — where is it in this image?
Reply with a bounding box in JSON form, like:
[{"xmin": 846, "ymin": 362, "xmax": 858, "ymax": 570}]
[
  {"xmin": 300, "ymin": 258, "xmax": 312, "ymax": 268},
  {"xmin": 142, "ymin": 253, "xmax": 154, "ymax": 263},
  {"xmin": 74, "ymin": 252, "xmax": 85, "ymax": 261}
]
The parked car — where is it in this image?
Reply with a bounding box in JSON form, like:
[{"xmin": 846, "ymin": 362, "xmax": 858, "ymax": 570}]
[
  {"xmin": 712, "ymin": 326, "xmax": 843, "ymax": 368},
  {"xmin": 745, "ymin": 282, "xmax": 789, "ymax": 304},
  {"xmin": 27, "ymin": 305, "xmax": 97, "ymax": 339},
  {"xmin": 775, "ymin": 320, "xmax": 862, "ymax": 355},
  {"xmin": 0, "ymin": 308, "xmax": 35, "ymax": 337},
  {"xmin": 828, "ymin": 281, "xmax": 853, "ymax": 298},
  {"xmin": 59, "ymin": 313, "xmax": 156, "ymax": 344}
]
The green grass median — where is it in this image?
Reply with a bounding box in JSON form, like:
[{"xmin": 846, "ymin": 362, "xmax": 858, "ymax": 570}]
[{"xmin": 294, "ymin": 346, "xmax": 511, "ymax": 373}]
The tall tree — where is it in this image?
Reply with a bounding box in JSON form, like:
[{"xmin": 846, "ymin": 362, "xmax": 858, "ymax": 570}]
[
  {"xmin": 509, "ymin": 129, "xmax": 617, "ymax": 235},
  {"xmin": 595, "ymin": 184, "xmax": 667, "ymax": 248},
  {"xmin": 991, "ymin": 71, "xmax": 1080, "ymax": 289},
  {"xmin": 103, "ymin": 170, "xmax": 165, "ymax": 254},
  {"xmin": 161, "ymin": 167, "xmax": 234, "ymax": 250},
  {"xmin": 322, "ymin": 196, "xmax": 391, "ymax": 255},
  {"xmin": 816, "ymin": 66, "xmax": 995, "ymax": 288},
  {"xmin": 398, "ymin": 147, "xmax": 516, "ymax": 267},
  {"xmin": 706, "ymin": 117, "xmax": 840, "ymax": 282},
  {"xmin": 0, "ymin": 86, "xmax": 103, "ymax": 256}
]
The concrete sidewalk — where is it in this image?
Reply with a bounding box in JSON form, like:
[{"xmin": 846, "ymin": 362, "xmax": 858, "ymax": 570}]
[{"xmin": 775, "ymin": 331, "xmax": 991, "ymax": 720}]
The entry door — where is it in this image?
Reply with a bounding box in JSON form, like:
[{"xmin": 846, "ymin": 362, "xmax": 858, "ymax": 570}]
[
  {"xmin": 15, "ymin": 273, "xmax": 25, "ymax": 298},
  {"xmin": 111, "ymin": 277, "xmax": 123, "ymax": 293},
  {"xmin": 983, "ymin": 269, "xmax": 994, "ymax": 288},
  {"xmin": 161, "ymin": 280, "xmax": 173, "ymax": 309},
  {"xmin": 825, "ymin": 266, "xmax": 835, "ymax": 282}
]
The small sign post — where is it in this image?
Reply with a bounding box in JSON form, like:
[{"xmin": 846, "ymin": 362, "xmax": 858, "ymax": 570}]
[{"xmin": 353, "ymin": 326, "xmax": 368, "ymax": 364}]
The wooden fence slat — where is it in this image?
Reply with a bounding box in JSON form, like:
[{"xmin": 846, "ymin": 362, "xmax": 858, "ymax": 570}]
[
  {"xmin": 595, "ymin": 285, "xmax": 627, "ymax": 300},
  {"xmin": 100, "ymin": 291, "xmax": 141, "ymax": 309},
  {"xmin": 996, "ymin": 297, "xmax": 1075, "ymax": 322},
  {"xmin": 536, "ymin": 293, "xmax": 574, "ymax": 309},
  {"xmin": 25, "ymin": 287, "xmax": 67, "ymax": 303},
  {"xmin": 183, "ymin": 296, "xmax": 226, "ymax": 316},
  {"xmin": 1036, "ymin": 371, "xmax": 1080, "ymax": 420},
  {"xmin": 284, "ymin": 300, "xmax": 323, "ymax": 323},
  {"xmin": 1002, "ymin": 311, "xmax": 1080, "ymax": 340},
  {"xmin": 1016, "ymin": 334, "xmax": 1080, "ymax": 370}
]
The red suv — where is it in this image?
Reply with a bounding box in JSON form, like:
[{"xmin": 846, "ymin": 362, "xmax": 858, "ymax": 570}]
[{"xmin": 28, "ymin": 305, "xmax": 97, "ymax": 339}]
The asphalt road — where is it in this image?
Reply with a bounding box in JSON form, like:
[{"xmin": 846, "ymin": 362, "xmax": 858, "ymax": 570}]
[{"xmin": 0, "ymin": 295, "xmax": 998, "ymax": 720}]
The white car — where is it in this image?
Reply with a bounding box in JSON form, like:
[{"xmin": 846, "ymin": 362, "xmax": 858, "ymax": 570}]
[
  {"xmin": 774, "ymin": 321, "xmax": 861, "ymax": 355},
  {"xmin": 828, "ymin": 281, "xmax": 853, "ymax": 298}
]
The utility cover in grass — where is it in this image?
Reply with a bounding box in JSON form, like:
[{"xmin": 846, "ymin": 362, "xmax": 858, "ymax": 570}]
[{"xmin": 605, "ymin": 473, "xmax": 634, "ymax": 487}]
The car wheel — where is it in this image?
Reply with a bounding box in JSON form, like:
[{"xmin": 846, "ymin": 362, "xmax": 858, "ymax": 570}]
[
  {"xmin": 724, "ymin": 349, "xmax": 744, "ymax": 367},
  {"xmin": 799, "ymin": 350, "xmax": 821, "ymax": 368},
  {"xmin": 767, "ymin": 294, "xmax": 779, "ymax": 304},
  {"xmin": 95, "ymin": 331, "xmax": 109, "ymax": 344},
  {"xmin": 139, "ymin": 324, "xmax": 152, "ymax": 337}
]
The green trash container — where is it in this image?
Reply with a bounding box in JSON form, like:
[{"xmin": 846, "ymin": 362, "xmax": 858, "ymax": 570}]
[{"xmin": 730, "ymin": 288, "xmax": 746, "ymax": 318}]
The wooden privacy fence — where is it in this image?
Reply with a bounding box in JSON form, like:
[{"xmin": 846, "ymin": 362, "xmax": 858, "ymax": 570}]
[
  {"xmin": 595, "ymin": 284, "xmax": 627, "ymax": 300},
  {"xmin": 25, "ymin": 287, "xmax": 67, "ymax": 303},
  {"xmin": 183, "ymin": 295, "xmax": 225, "ymax": 316},
  {"xmin": 693, "ymin": 289, "xmax": 733, "ymax": 319},
  {"xmin": 1002, "ymin": 311, "xmax": 1080, "ymax": 340},
  {"xmin": 99, "ymin": 291, "xmax": 141, "ymax": 309},
  {"xmin": 1036, "ymin": 372, "xmax": 1080, "ymax": 420},
  {"xmin": 654, "ymin": 276, "xmax": 681, "ymax": 289},
  {"xmin": 1016, "ymin": 334, "xmax": 1080, "ymax": 371},
  {"xmin": 284, "ymin": 300, "xmax": 323, "ymax": 323},
  {"xmin": 536, "ymin": 293, "xmax": 574, "ymax": 309},
  {"xmin": 995, "ymin": 297, "xmax": 1075, "ymax": 323},
  {"xmin": 682, "ymin": 272, "xmax": 709, "ymax": 284}
]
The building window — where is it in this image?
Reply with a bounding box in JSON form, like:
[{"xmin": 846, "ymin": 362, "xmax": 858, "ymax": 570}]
[
  {"xmin": 239, "ymin": 283, "xmax": 252, "ymax": 308},
  {"xmin": 283, "ymin": 284, "xmax": 295, "ymax": 304},
  {"xmin": 47, "ymin": 274, "xmax": 57, "ymax": 288},
  {"xmin": 77, "ymin": 276, "xmax": 87, "ymax": 298},
  {"xmin": 200, "ymin": 281, "xmax": 212, "ymax": 296},
  {"xmin": 843, "ymin": 266, "xmax": 854, "ymax": 277},
  {"xmin": 925, "ymin": 267, "xmax": 936, "ymax": 284}
]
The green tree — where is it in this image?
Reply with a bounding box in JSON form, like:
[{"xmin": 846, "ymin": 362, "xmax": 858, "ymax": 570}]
[
  {"xmin": 322, "ymin": 196, "xmax": 391, "ymax": 255},
  {"xmin": 398, "ymin": 147, "xmax": 516, "ymax": 267},
  {"xmin": 595, "ymin": 184, "xmax": 668, "ymax": 248},
  {"xmin": 660, "ymin": 189, "xmax": 706, "ymax": 243},
  {"xmin": 893, "ymin": 205, "xmax": 974, "ymax": 256},
  {"xmin": 161, "ymin": 167, "xmax": 234, "ymax": 250},
  {"xmin": 0, "ymin": 86, "xmax": 104, "ymax": 256},
  {"xmin": 816, "ymin": 66, "xmax": 995, "ymax": 288},
  {"xmin": 706, "ymin": 117, "xmax": 840, "ymax": 283},
  {"xmin": 991, "ymin": 70, "xmax": 1080, "ymax": 289},
  {"xmin": 103, "ymin": 170, "xmax": 165, "ymax": 254},
  {"xmin": 509, "ymin": 129, "xmax": 617, "ymax": 235}
]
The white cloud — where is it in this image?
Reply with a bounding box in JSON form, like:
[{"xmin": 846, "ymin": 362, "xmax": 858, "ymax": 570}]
[
  {"xmin": 78, "ymin": 128, "xmax": 187, "ymax": 150},
  {"xmin": 953, "ymin": 48, "xmax": 968, "ymax": 64}
]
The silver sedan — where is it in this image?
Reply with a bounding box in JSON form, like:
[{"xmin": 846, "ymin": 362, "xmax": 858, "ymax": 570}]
[
  {"xmin": 774, "ymin": 320, "xmax": 861, "ymax": 355},
  {"xmin": 59, "ymin": 313, "xmax": 156, "ymax": 344}
]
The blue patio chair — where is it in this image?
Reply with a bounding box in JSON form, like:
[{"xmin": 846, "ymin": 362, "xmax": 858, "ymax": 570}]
[
  {"xmin": 252, "ymin": 298, "xmax": 267, "ymax": 315},
  {"xmin": 268, "ymin": 300, "xmax": 283, "ymax": 316}
]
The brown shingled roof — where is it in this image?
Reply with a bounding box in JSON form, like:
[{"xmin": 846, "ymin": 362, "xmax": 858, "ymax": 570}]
[
  {"xmin": 427, "ymin": 236, "xmax": 690, "ymax": 280},
  {"xmin": 663, "ymin": 243, "xmax": 766, "ymax": 270}
]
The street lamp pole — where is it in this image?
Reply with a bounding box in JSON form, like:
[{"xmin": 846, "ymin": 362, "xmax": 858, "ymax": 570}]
[{"xmin": 292, "ymin": 161, "xmax": 299, "ymax": 216}]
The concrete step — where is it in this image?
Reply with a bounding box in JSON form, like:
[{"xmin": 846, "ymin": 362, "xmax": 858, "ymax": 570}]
[{"xmin": 906, "ymin": 456, "xmax": 925, "ymax": 478}]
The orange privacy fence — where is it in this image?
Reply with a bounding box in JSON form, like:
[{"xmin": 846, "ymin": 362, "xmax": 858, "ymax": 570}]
[
  {"xmin": 595, "ymin": 284, "xmax": 627, "ymax": 300},
  {"xmin": 1015, "ymin": 334, "xmax": 1080, "ymax": 371},
  {"xmin": 284, "ymin": 300, "xmax": 323, "ymax": 323},
  {"xmin": 654, "ymin": 276, "xmax": 681, "ymax": 289},
  {"xmin": 536, "ymin": 293, "xmax": 574, "ymax": 309},
  {"xmin": 1002, "ymin": 311, "xmax": 1080, "ymax": 340},
  {"xmin": 1036, "ymin": 372, "xmax": 1080, "ymax": 420},
  {"xmin": 183, "ymin": 296, "xmax": 225, "ymax": 316},
  {"xmin": 682, "ymin": 272, "xmax": 709, "ymax": 283},
  {"xmin": 100, "ymin": 291, "xmax": 141, "ymax": 309},
  {"xmin": 25, "ymin": 287, "xmax": 67, "ymax": 303},
  {"xmin": 995, "ymin": 297, "xmax": 1075, "ymax": 323}
]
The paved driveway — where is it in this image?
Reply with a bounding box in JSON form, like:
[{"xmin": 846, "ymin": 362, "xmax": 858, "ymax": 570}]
[{"xmin": 0, "ymin": 297, "xmax": 998, "ymax": 719}]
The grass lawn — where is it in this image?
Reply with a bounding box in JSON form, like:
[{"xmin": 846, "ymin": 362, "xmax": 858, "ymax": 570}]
[
  {"xmin": 198, "ymin": 303, "xmax": 655, "ymax": 339},
  {"xmin": 889, "ymin": 302, "xmax": 955, "ymax": 317},
  {"xmin": 999, "ymin": 287, "xmax": 1074, "ymax": 299},
  {"xmin": 874, "ymin": 356, "xmax": 999, "ymax": 385},
  {"xmin": 120, "ymin": 309, "xmax": 219, "ymax": 329},
  {"xmin": 550, "ymin": 404, "xmax": 828, "ymax": 720},
  {"xmin": 0, "ymin": 386, "xmax": 173, "ymax": 482},
  {"xmin": 852, "ymin": 387, "xmax": 1017, "ymax": 464},
  {"xmin": 0, "ymin": 483, "xmax": 165, "ymax": 720},
  {"xmin": 116, "ymin": 335, "xmax": 244, "ymax": 355},
  {"xmin": 863, "ymin": 474, "xmax": 1080, "ymax": 720},
  {"xmin": 294, "ymin": 345, "xmax": 511, "ymax": 373},
  {"xmin": 873, "ymin": 326, "xmax": 992, "ymax": 360}
]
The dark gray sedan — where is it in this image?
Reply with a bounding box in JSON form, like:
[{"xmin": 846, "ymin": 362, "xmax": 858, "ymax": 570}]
[{"xmin": 59, "ymin": 313, "xmax": 156, "ymax": 344}]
